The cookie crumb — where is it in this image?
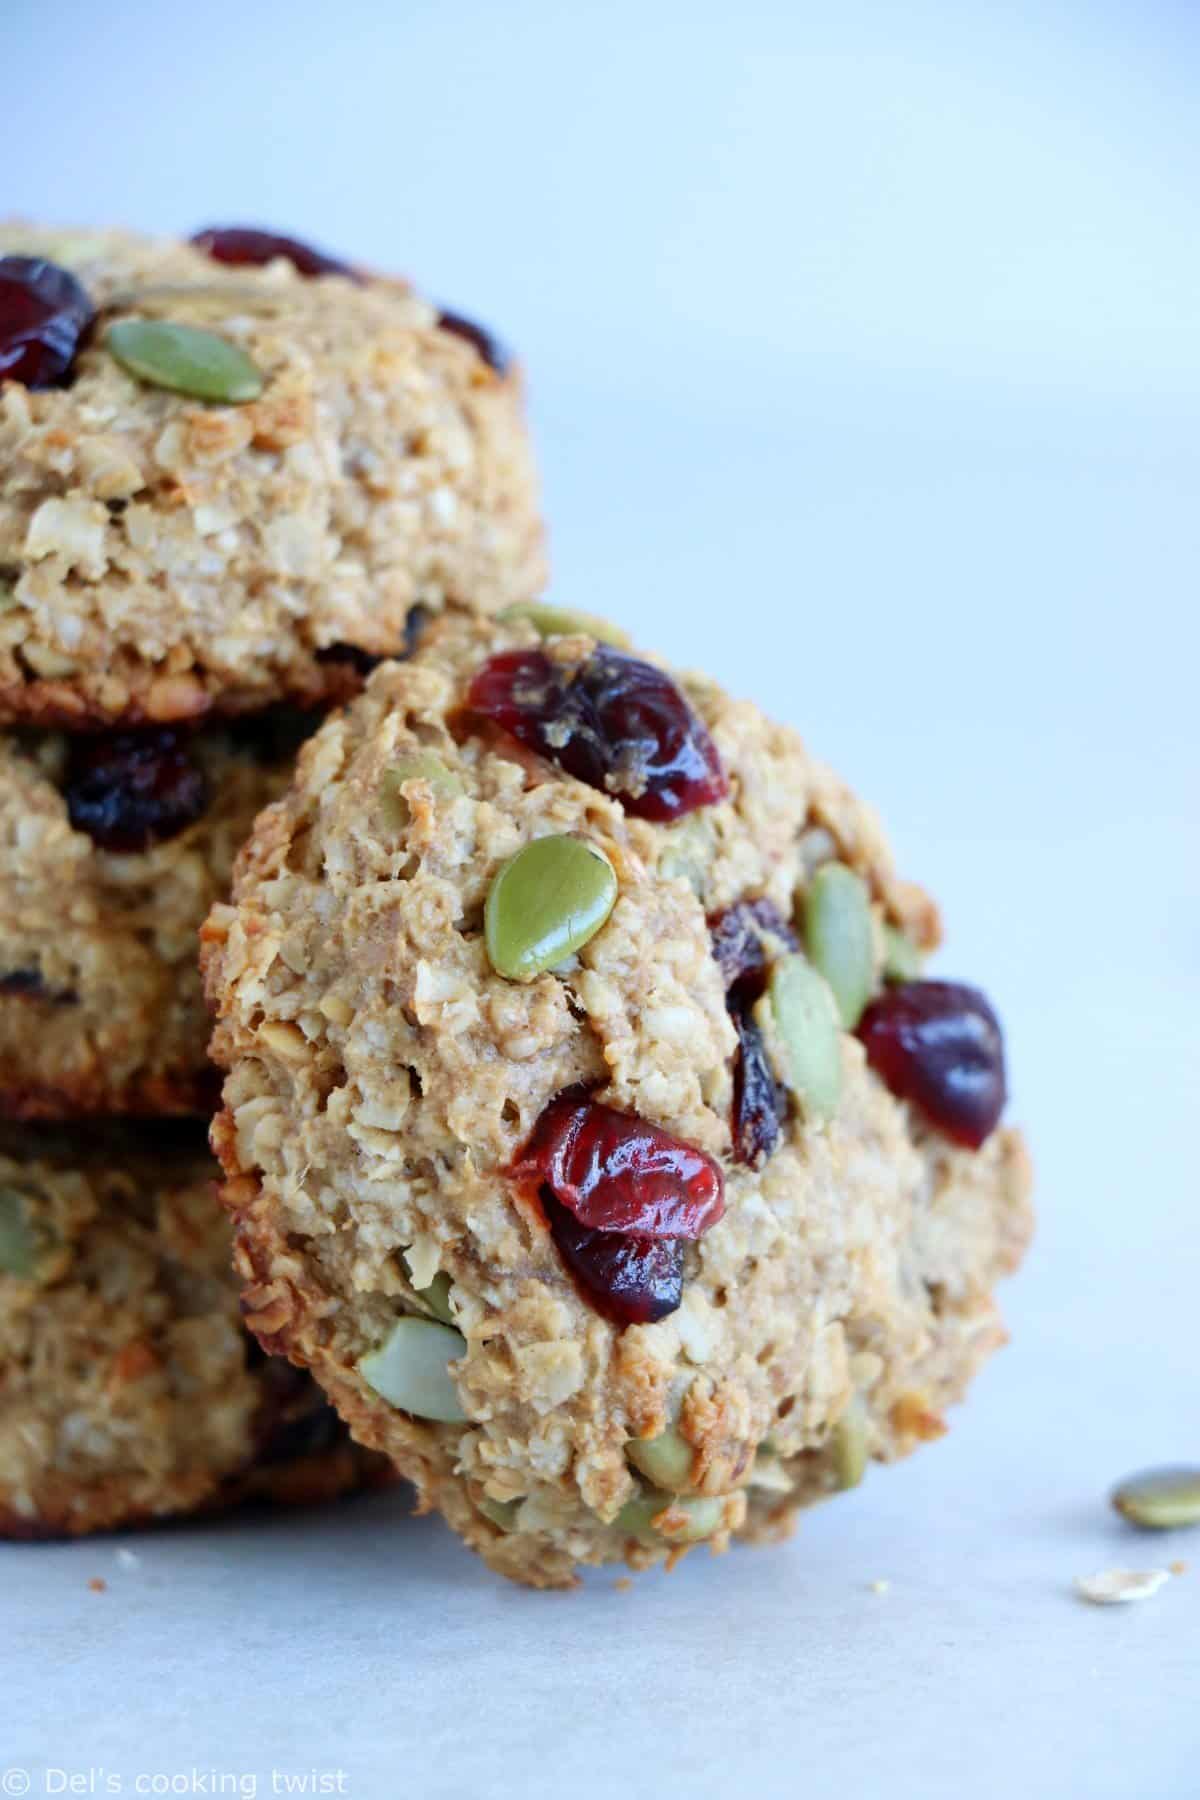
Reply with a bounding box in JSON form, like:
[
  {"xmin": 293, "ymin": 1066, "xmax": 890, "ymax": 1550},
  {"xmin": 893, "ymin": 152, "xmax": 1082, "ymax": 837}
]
[
  {"xmin": 1169, "ymin": 1560, "xmax": 1188, "ymax": 1577},
  {"xmin": 1074, "ymin": 1568, "xmax": 1170, "ymax": 1606},
  {"xmin": 88, "ymin": 1577, "xmax": 107, "ymax": 1593},
  {"xmin": 613, "ymin": 1577, "xmax": 633, "ymax": 1593}
]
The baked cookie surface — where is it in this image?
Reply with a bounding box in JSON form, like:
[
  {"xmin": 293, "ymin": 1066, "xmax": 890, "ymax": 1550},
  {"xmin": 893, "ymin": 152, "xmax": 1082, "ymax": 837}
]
[
  {"xmin": 0, "ymin": 225, "xmax": 545, "ymax": 725},
  {"xmin": 0, "ymin": 710, "xmax": 317, "ymax": 1117},
  {"xmin": 0, "ymin": 1123, "xmax": 385, "ymax": 1537},
  {"xmin": 202, "ymin": 611, "xmax": 1032, "ymax": 1586}
]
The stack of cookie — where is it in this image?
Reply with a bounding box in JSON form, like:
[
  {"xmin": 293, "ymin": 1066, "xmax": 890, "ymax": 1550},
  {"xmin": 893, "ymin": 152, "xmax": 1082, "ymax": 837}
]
[{"xmin": 0, "ymin": 223, "xmax": 546, "ymax": 1534}]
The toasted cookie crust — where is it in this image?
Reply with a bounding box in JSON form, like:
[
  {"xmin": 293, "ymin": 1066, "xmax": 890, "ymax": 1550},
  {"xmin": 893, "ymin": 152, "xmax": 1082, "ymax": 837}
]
[
  {"xmin": 0, "ymin": 1124, "xmax": 386, "ymax": 1537},
  {"xmin": 0, "ymin": 225, "xmax": 545, "ymax": 725},
  {"xmin": 202, "ymin": 614, "xmax": 1032, "ymax": 1587},
  {"xmin": 0, "ymin": 712, "xmax": 319, "ymax": 1118}
]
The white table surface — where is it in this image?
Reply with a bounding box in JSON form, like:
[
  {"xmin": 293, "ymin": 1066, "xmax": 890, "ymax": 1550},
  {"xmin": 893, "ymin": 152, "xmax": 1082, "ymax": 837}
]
[{"xmin": 6, "ymin": 3, "xmax": 1199, "ymax": 1795}]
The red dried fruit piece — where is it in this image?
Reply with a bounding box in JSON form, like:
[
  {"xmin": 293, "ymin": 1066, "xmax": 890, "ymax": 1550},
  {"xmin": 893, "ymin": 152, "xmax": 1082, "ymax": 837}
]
[
  {"xmin": 190, "ymin": 226, "xmax": 358, "ymax": 280},
  {"xmin": 709, "ymin": 897, "xmax": 798, "ymax": 997},
  {"xmin": 857, "ymin": 979, "xmax": 1007, "ymax": 1150},
  {"xmin": 64, "ymin": 729, "xmax": 209, "ymax": 852},
  {"xmin": 437, "ymin": 308, "xmax": 510, "ymax": 375},
  {"xmin": 543, "ymin": 1192, "xmax": 683, "ymax": 1327},
  {"xmin": 515, "ymin": 1092, "xmax": 724, "ymax": 1238},
  {"xmin": 0, "ymin": 256, "xmax": 94, "ymax": 388},
  {"xmin": 729, "ymin": 1001, "xmax": 784, "ymax": 1168},
  {"xmin": 708, "ymin": 900, "xmax": 796, "ymax": 1166},
  {"xmin": 468, "ymin": 648, "xmax": 728, "ymax": 821}
]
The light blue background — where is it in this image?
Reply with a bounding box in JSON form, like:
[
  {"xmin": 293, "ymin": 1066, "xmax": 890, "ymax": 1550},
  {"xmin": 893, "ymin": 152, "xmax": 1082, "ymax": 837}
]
[{"xmin": 4, "ymin": 4, "xmax": 1199, "ymax": 1797}]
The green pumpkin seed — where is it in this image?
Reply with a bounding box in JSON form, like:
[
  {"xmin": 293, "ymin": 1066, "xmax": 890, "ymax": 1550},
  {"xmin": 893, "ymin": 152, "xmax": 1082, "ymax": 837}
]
[
  {"xmin": 0, "ymin": 1186, "xmax": 49, "ymax": 1277},
  {"xmin": 381, "ymin": 753, "xmax": 463, "ymax": 828},
  {"xmin": 831, "ymin": 1396, "xmax": 869, "ymax": 1490},
  {"xmin": 803, "ymin": 863, "xmax": 875, "ymax": 1028},
  {"xmin": 107, "ymin": 318, "xmax": 264, "ymax": 404},
  {"xmin": 626, "ymin": 1424, "xmax": 696, "ymax": 1493},
  {"xmin": 756, "ymin": 954, "xmax": 842, "ymax": 1122},
  {"xmin": 882, "ymin": 924, "xmax": 924, "ymax": 983},
  {"xmin": 357, "ymin": 1316, "xmax": 467, "ymax": 1422},
  {"xmin": 485, "ymin": 835, "xmax": 617, "ymax": 982},
  {"xmin": 657, "ymin": 814, "xmax": 712, "ymax": 895},
  {"xmin": 746, "ymin": 1452, "xmax": 794, "ymax": 1495},
  {"xmin": 399, "ymin": 1249, "xmax": 456, "ymax": 1326},
  {"xmin": 415, "ymin": 1270, "xmax": 455, "ymax": 1326},
  {"xmin": 480, "ymin": 1496, "xmax": 523, "ymax": 1532},
  {"xmin": 498, "ymin": 601, "xmax": 631, "ymax": 648},
  {"xmin": 616, "ymin": 1485, "xmax": 724, "ymax": 1544},
  {"xmin": 1111, "ymin": 1466, "xmax": 1200, "ymax": 1530}
]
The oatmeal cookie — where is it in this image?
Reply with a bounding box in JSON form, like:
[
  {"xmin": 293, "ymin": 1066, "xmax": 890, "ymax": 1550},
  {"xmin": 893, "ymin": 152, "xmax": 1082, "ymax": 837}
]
[
  {"xmin": 0, "ymin": 224, "xmax": 545, "ymax": 725},
  {"xmin": 0, "ymin": 1123, "xmax": 387, "ymax": 1537},
  {"xmin": 0, "ymin": 709, "xmax": 322, "ymax": 1117},
  {"xmin": 202, "ymin": 610, "xmax": 1033, "ymax": 1587}
]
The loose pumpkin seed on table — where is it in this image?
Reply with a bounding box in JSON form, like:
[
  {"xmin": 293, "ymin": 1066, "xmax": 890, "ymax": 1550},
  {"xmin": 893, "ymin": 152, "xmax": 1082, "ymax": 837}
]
[
  {"xmin": 200, "ymin": 605, "xmax": 1033, "ymax": 1588},
  {"xmin": 1111, "ymin": 1466, "xmax": 1200, "ymax": 1530}
]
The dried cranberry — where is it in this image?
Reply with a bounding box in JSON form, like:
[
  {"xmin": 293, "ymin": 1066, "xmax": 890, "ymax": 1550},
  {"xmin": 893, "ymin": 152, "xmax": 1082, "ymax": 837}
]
[
  {"xmin": 515, "ymin": 1091, "xmax": 724, "ymax": 1238},
  {"xmin": 543, "ymin": 1191, "xmax": 683, "ymax": 1327},
  {"xmin": 468, "ymin": 648, "xmax": 728, "ymax": 821},
  {"xmin": 190, "ymin": 226, "xmax": 357, "ymax": 280},
  {"xmin": 729, "ymin": 1001, "xmax": 784, "ymax": 1167},
  {"xmin": 437, "ymin": 309, "xmax": 511, "ymax": 375},
  {"xmin": 707, "ymin": 900, "xmax": 795, "ymax": 1166},
  {"xmin": 857, "ymin": 980, "xmax": 1007, "ymax": 1149},
  {"xmin": 65, "ymin": 729, "xmax": 209, "ymax": 852},
  {"xmin": 516, "ymin": 1093, "xmax": 724, "ymax": 1327},
  {"xmin": 709, "ymin": 898, "xmax": 798, "ymax": 998},
  {"xmin": 0, "ymin": 257, "xmax": 94, "ymax": 389}
]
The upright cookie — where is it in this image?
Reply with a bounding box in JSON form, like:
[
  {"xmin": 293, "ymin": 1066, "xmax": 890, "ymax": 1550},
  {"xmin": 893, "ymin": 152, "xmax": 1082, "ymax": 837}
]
[
  {"xmin": 203, "ymin": 610, "xmax": 1033, "ymax": 1587},
  {"xmin": 0, "ymin": 225, "xmax": 545, "ymax": 725},
  {"xmin": 0, "ymin": 1123, "xmax": 386, "ymax": 1537},
  {"xmin": 0, "ymin": 710, "xmax": 319, "ymax": 1116}
]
